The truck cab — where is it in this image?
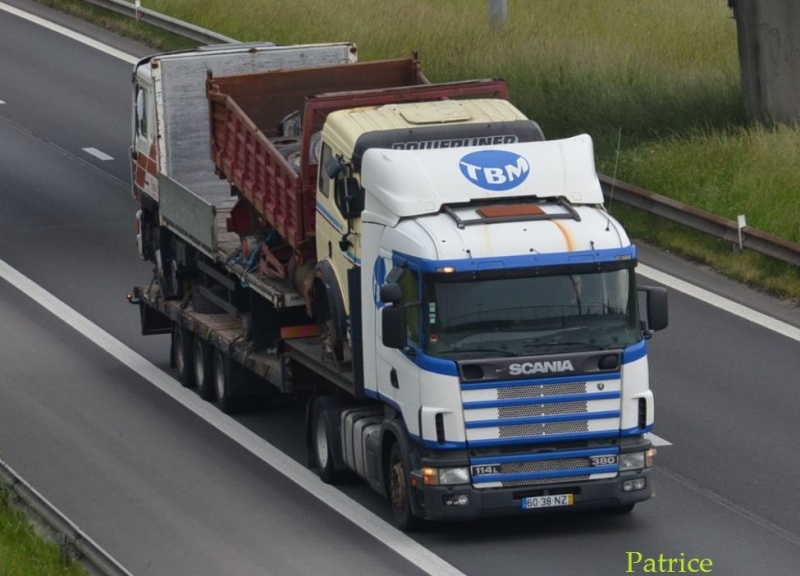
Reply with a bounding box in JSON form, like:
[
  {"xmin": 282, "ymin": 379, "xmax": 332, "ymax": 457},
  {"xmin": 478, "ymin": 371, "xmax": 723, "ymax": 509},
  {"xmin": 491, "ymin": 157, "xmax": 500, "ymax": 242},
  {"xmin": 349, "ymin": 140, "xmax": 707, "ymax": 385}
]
[{"xmin": 353, "ymin": 135, "xmax": 668, "ymax": 524}]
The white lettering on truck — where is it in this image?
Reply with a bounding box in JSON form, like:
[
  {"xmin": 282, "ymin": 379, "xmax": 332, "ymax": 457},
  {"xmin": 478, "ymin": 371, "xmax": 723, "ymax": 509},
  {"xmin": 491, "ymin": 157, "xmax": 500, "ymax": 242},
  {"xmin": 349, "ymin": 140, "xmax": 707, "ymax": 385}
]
[{"xmin": 508, "ymin": 360, "xmax": 575, "ymax": 375}]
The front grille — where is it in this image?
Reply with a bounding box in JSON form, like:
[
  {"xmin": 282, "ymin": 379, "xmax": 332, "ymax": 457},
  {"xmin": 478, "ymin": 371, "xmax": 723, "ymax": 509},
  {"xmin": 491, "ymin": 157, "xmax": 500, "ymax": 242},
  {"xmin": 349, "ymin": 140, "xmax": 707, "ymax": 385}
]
[
  {"xmin": 498, "ymin": 382, "xmax": 587, "ymax": 399},
  {"xmin": 499, "ymin": 420, "xmax": 589, "ymax": 438},
  {"xmin": 498, "ymin": 400, "xmax": 588, "ymax": 419},
  {"xmin": 501, "ymin": 474, "xmax": 590, "ymax": 487}
]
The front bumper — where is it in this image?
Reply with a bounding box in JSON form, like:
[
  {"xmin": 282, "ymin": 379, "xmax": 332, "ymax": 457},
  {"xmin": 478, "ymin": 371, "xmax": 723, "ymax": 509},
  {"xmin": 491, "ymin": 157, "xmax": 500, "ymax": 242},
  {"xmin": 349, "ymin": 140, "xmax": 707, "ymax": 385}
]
[{"xmin": 415, "ymin": 468, "xmax": 652, "ymax": 521}]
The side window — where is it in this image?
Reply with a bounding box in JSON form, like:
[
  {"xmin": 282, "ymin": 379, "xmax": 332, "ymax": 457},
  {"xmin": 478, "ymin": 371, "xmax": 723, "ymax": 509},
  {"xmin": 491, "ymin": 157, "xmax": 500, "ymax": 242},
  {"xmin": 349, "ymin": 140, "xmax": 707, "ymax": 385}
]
[
  {"xmin": 398, "ymin": 270, "xmax": 420, "ymax": 345},
  {"xmin": 318, "ymin": 142, "xmax": 332, "ymax": 198},
  {"xmin": 135, "ymin": 85, "xmax": 149, "ymax": 140}
]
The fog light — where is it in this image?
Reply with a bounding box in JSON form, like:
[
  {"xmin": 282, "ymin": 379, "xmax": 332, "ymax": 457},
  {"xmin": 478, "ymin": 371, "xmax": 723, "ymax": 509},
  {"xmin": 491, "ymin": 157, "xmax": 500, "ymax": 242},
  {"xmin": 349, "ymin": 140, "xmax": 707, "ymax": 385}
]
[
  {"xmin": 443, "ymin": 494, "xmax": 470, "ymax": 507},
  {"xmin": 623, "ymin": 478, "xmax": 647, "ymax": 492}
]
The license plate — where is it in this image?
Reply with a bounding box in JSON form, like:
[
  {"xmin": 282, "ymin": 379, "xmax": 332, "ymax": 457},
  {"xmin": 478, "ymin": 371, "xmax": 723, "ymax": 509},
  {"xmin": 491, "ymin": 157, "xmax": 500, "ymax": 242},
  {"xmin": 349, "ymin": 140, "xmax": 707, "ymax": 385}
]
[{"xmin": 521, "ymin": 494, "xmax": 574, "ymax": 510}]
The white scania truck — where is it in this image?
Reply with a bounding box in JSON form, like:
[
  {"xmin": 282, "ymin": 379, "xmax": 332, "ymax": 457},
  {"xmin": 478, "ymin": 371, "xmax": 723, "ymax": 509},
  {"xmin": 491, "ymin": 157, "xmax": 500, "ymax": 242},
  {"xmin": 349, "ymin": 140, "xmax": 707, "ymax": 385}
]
[{"xmin": 128, "ymin": 42, "xmax": 668, "ymax": 529}]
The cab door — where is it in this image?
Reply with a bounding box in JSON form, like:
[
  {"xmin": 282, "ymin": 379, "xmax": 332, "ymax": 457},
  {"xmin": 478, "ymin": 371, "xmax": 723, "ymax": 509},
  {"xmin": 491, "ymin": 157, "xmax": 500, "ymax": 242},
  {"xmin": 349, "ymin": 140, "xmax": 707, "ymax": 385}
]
[{"xmin": 132, "ymin": 75, "xmax": 158, "ymax": 200}]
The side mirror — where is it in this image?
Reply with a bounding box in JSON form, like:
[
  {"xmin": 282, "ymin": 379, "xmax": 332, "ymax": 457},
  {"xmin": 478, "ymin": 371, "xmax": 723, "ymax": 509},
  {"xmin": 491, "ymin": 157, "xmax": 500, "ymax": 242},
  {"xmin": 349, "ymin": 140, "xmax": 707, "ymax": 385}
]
[
  {"xmin": 380, "ymin": 283, "xmax": 402, "ymax": 305},
  {"xmin": 382, "ymin": 305, "xmax": 407, "ymax": 349},
  {"xmin": 335, "ymin": 177, "xmax": 363, "ymax": 218},
  {"xmin": 639, "ymin": 286, "xmax": 668, "ymax": 333},
  {"xmin": 325, "ymin": 156, "xmax": 345, "ymax": 179}
]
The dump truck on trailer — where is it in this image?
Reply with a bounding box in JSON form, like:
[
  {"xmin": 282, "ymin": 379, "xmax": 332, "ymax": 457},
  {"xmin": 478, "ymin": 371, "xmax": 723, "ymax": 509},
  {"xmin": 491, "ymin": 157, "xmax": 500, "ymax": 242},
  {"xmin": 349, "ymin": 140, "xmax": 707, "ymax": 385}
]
[{"xmin": 128, "ymin": 41, "xmax": 668, "ymax": 529}]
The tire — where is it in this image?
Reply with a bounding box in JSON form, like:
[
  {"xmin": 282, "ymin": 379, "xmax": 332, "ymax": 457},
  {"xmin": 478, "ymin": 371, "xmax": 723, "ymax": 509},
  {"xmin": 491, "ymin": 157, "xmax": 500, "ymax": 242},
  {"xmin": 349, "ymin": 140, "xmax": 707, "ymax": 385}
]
[
  {"xmin": 388, "ymin": 442, "xmax": 421, "ymax": 531},
  {"xmin": 172, "ymin": 325, "xmax": 195, "ymax": 389},
  {"xmin": 311, "ymin": 398, "xmax": 343, "ymax": 484},
  {"xmin": 212, "ymin": 349, "xmax": 238, "ymax": 414},
  {"xmin": 193, "ymin": 337, "xmax": 215, "ymax": 401}
]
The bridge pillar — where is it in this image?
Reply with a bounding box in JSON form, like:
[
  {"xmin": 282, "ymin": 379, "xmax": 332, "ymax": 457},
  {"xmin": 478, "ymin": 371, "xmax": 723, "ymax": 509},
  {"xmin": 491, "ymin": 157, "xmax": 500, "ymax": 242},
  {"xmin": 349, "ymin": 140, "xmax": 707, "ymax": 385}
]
[{"xmin": 734, "ymin": 0, "xmax": 800, "ymax": 123}]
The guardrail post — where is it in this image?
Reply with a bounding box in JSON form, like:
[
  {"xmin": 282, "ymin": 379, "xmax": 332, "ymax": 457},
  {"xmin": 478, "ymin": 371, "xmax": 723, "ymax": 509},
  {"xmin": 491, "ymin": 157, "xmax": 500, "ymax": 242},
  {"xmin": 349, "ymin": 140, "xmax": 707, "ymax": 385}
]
[{"xmin": 489, "ymin": 0, "xmax": 508, "ymax": 29}]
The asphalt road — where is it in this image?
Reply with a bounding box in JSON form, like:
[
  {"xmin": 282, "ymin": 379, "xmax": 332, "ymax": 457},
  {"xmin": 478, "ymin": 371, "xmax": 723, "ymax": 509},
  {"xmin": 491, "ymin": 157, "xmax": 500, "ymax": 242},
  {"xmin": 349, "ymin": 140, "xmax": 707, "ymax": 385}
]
[{"xmin": 1, "ymin": 2, "xmax": 800, "ymax": 575}]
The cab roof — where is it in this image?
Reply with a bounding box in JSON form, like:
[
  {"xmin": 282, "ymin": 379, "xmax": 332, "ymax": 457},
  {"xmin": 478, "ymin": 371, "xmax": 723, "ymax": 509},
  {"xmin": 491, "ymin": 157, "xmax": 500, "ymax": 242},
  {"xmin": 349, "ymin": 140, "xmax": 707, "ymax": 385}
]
[{"xmin": 361, "ymin": 135, "xmax": 605, "ymax": 220}]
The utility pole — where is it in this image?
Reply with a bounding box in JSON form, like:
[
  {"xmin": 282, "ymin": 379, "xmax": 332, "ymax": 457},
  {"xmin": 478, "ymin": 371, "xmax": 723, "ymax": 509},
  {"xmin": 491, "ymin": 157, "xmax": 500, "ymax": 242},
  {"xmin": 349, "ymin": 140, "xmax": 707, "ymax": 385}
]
[{"xmin": 732, "ymin": 0, "xmax": 800, "ymax": 123}]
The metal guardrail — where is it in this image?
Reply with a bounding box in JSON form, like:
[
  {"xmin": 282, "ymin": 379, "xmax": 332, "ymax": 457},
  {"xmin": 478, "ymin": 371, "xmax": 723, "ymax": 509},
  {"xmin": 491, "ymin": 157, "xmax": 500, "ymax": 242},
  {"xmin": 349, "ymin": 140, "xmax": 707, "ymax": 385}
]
[
  {"xmin": 80, "ymin": 0, "xmax": 800, "ymax": 269},
  {"xmin": 600, "ymin": 175, "xmax": 800, "ymax": 268},
  {"xmin": 83, "ymin": 0, "xmax": 238, "ymax": 45},
  {"xmin": 0, "ymin": 458, "xmax": 133, "ymax": 576}
]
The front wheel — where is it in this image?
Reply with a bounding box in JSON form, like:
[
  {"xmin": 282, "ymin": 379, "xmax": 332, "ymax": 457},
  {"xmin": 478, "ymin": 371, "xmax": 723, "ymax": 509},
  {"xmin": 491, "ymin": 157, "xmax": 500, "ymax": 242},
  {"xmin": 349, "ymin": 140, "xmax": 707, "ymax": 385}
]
[{"xmin": 388, "ymin": 442, "xmax": 421, "ymax": 531}]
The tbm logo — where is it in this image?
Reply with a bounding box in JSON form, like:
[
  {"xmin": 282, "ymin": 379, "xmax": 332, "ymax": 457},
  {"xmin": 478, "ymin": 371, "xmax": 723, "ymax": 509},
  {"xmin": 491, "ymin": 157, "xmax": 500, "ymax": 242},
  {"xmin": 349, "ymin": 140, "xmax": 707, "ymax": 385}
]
[
  {"xmin": 458, "ymin": 150, "xmax": 530, "ymax": 192},
  {"xmin": 508, "ymin": 360, "xmax": 575, "ymax": 375}
]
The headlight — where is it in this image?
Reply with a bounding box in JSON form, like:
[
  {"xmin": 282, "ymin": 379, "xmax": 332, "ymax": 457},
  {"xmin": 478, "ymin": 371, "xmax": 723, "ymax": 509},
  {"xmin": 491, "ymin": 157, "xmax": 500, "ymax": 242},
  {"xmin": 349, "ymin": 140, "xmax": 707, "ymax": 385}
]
[
  {"xmin": 422, "ymin": 467, "xmax": 470, "ymax": 485},
  {"xmin": 619, "ymin": 452, "xmax": 645, "ymax": 471}
]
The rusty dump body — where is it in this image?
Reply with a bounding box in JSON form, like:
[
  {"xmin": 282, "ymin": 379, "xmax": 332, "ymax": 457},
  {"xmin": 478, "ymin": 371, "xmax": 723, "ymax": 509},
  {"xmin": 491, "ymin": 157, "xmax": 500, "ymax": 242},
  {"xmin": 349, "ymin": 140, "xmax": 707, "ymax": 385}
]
[{"xmin": 206, "ymin": 56, "xmax": 510, "ymax": 265}]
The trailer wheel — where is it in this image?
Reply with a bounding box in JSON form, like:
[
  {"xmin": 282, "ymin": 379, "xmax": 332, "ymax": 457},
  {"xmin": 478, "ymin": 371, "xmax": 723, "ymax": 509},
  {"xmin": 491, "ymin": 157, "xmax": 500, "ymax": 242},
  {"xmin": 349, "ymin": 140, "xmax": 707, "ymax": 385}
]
[
  {"xmin": 193, "ymin": 338, "xmax": 215, "ymax": 401},
  {"xmin": 212, "ymin": 349, "xmax": 237, "ymax": 414},
  {"xmin": 311, "ymin": 399, "xmax": 342, "ymax": 484},
  {"xmin": 388, "ymin": 442, "xmax": 421, "ymax": 531},
  {"xmin": 172, "ymin": 326, "xmax": 195, "ymax": 389}
]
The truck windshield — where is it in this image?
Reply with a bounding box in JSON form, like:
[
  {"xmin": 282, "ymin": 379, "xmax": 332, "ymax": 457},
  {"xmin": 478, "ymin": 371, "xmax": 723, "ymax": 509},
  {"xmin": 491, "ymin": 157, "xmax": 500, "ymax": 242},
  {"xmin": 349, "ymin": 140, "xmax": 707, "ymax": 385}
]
[{"xmin": 422, "ymin": 268, "xmax": 640, "ymax": 359}]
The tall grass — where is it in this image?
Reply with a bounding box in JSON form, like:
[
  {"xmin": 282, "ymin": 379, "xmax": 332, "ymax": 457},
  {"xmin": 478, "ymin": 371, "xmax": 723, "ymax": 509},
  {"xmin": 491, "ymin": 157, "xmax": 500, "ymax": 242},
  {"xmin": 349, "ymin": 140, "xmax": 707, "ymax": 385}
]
[
  {"xmin": 34, "ymin": 0, "xmax": 800, "ymax": 297},
  {"xmin": 148, "ymin": 1, "xmax": 742, "ymax": 145}
]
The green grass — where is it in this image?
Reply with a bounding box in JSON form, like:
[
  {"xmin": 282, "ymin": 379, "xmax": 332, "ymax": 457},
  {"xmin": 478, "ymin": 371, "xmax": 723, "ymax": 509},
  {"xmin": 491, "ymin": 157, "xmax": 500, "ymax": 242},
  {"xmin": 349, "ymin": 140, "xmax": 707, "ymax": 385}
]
[
  {"xmin": 0, "ymin": 489, "xmax": 86, "ymax": 576},
  {"xmin": 30, "ymin": 0, "xmax": 800, "ymax": 299}
]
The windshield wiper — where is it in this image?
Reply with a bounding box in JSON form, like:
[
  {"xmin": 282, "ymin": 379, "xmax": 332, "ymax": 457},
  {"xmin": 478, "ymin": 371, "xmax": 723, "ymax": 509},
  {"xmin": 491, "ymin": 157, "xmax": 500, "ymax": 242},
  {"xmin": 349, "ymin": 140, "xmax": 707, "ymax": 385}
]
[
  {"xmin": 523, "ymin": 341, "xmax": 605, "ymax": 351},
  {"xmin": 444, "ymin": 319, "xmax": 518, "ymax": 332},
  {"xmin": 442, "ymin": 347, "xmax": 517, "ymax": 357}
]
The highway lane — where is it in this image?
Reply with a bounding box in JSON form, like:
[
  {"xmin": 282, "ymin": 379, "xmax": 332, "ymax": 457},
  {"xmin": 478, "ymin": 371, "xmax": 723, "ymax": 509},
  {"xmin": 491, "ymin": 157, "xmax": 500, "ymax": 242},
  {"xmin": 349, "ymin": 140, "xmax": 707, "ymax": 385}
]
[
  {"xmin": 0, "ymin": 0, "xmax": 135, "ymax": 184},
  {"xmin": 2, "ymin": 1, "xmax": 800, "ymax": 574},
  {"xmin": 0, "ymin": 274, "xmax": 430, "ymax": 576}
]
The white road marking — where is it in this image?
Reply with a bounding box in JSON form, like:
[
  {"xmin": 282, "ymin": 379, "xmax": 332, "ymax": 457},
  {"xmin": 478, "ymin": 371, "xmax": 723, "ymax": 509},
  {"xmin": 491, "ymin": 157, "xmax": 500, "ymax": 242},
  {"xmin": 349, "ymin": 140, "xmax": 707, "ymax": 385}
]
[
  {"xmin": 0, "ymin": 2, "xmax": 139, "ymax": 64},
  {"xmin": 0, "ymin": 258, "xmax": 467, "ymax": 576},
  {"xmin": 0, "ymin": 99, "xmax": 5, "ymax": 104},
  {"xmin": 83, "ymin": 147, "xmax": 114, "ymax": 161},
  {"xmin": 638, "ymin": 264, "xmax": 800, "ymax": 343}
]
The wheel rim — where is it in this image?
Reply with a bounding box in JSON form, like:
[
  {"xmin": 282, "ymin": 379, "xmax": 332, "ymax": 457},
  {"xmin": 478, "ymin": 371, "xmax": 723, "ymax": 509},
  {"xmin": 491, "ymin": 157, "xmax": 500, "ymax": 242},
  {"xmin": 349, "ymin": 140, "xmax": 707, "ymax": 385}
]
[
  {"xmin": 390, "ymin": 457, "xmax": 407, "ymax": 517},
  {"xmin": 315, "ymin": 413, "xmax": 329, "ymax": 469}
]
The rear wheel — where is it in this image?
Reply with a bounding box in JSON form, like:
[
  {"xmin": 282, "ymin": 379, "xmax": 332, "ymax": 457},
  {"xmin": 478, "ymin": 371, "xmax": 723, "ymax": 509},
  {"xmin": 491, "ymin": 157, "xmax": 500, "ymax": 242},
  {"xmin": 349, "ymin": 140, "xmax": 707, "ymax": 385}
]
[
  {"xmin": 388, "ymin": 442, "xmax": 421, "ymax": 531},
  {"xmin": 212, "ymin": 349, "xmax": 238, "ymax": 414},
  {"xmin": 172, "ymin": 326, "xmax": 195, "ymax": 388},
  {"xmin": 193, "ymin": 338, "xmax": 214, "ymax": 400}
]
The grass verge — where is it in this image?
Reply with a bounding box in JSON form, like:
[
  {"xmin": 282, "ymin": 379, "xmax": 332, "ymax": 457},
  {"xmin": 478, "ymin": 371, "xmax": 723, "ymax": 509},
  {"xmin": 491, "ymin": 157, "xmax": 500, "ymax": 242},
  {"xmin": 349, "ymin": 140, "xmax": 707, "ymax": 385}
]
[{"xmin": 0, "ymin": 488, "xmax": 86, "ymax": 576}]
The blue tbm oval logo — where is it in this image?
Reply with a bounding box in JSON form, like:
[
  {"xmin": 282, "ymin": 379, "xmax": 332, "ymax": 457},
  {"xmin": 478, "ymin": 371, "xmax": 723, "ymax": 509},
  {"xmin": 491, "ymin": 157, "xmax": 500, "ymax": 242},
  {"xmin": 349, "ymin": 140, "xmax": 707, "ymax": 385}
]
[{"xmin": 459, "ymin": 150, "xmax": 530, "ymax": 191}]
